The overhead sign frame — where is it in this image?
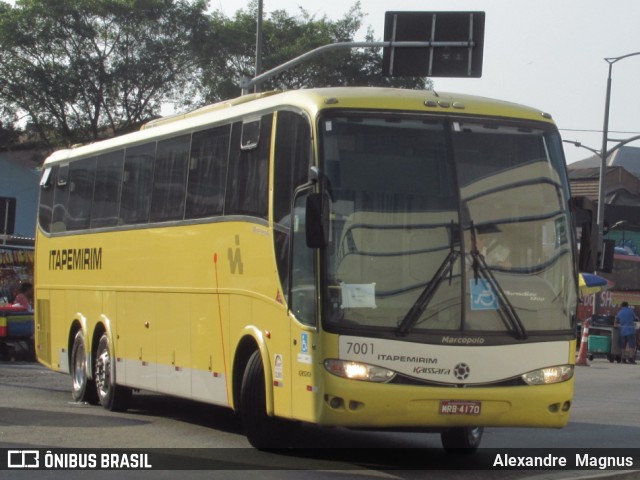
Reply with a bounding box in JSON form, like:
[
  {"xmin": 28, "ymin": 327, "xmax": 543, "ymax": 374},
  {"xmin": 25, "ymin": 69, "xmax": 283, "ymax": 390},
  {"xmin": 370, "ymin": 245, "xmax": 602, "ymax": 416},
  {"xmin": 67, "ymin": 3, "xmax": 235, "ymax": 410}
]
[
  {"xmin": 382, "ymin": 11, "xmax": 485, "ymax": 78},
  {"xmin": 240, "ymin": 11, "xmax": 486, "ymax": 94}
]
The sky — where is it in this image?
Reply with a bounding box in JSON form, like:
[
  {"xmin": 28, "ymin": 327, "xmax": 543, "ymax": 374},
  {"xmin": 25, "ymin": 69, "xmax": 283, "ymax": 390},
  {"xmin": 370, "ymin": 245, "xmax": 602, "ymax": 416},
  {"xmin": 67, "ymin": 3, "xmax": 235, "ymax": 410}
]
[{"xmin": 215, "ymin": 0, "xmax": 640, "ymax": 165}]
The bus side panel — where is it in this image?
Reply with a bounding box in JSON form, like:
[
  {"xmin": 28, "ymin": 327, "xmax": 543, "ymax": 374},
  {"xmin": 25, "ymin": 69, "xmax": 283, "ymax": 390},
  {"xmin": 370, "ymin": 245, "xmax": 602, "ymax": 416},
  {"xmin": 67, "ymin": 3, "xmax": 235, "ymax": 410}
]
[
  {"xmin": 289, "ymin": 321, "xmax": 322, "ymax": 423},
  {"xmin": 258, "ymin": 299, "xmax": 292, "ymax": 419},
  {"xmin": 114, "ymin": 290, "xmax": 231, "ymax": 406},
  {"xmin": 35, "ymin": 291, "xmax": 52, "ymax": 369},
  {"xmin": 190, "ymin": 293, "xmax": 229, "ymax": 405},
  {"xmin": 102, "ymin": 290, "xmax": 125, "ymax": 384},
  {"xmin": 227, "ymin": 294, "xmax": 293, "ymax": 418},
  {"xmin": 50, "ymin": 289, "xmax": 70, "ymax": 373},
  {"xmin": 118, "ymin": 291, "xmax": 157, "ymax": 391},
  {"xmin": 156, "ymin": 293, "xmax": 191, "ymax": 396}
]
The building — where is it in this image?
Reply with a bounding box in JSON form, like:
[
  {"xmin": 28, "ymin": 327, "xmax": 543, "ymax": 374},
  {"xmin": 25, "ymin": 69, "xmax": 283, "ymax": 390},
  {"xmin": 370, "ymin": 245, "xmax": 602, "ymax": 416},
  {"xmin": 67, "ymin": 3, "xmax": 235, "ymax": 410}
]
[
  {"xmin": 0, "ymin": 150, "xmax": 41, "ymax": 241},
  {"xmin": 568, "ymin": 146, "xmax": 640, "ymax": 321},
  {"xmin": 0, "ymin": 150, "xmax": 40, "ymax": 302},
  {"xmin": 568, "ymin": 145, "xmax": 640, "ymax": 206},
  {"xmin": 568, "ymin": 145, "xmax": 640, "ymax": 235}
]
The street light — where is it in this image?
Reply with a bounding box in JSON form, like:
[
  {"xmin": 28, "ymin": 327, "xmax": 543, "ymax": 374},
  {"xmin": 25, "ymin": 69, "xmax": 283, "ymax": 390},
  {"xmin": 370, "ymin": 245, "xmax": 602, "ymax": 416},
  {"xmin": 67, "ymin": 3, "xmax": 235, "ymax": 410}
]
[
  {"xmin": 596, "ymin": 52, "xmax": 640, "ymax": 267},
  {"xmin": 562, "ymin": 140, "xmax": 600, "ymax": 157},
  {"xmin": 564, "ymin": 135, "xmax": 640, "ymax": 160}
]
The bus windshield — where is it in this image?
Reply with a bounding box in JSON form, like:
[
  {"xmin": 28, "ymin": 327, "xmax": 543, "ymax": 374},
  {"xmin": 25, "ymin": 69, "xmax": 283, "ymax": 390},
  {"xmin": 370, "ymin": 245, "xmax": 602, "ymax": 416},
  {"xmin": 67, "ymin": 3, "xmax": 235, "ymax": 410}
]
[{"xmin": 321, "ymin": 113, "xmax": 577, "ymax": 337}]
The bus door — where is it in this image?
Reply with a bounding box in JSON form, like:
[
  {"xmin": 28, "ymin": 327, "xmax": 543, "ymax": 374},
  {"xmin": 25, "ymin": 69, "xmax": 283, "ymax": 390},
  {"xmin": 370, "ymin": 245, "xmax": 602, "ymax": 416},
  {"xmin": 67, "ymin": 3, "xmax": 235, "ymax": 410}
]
[{"xmin": 288, "ymin": 189, "xmax": 320, "ymax": 422}]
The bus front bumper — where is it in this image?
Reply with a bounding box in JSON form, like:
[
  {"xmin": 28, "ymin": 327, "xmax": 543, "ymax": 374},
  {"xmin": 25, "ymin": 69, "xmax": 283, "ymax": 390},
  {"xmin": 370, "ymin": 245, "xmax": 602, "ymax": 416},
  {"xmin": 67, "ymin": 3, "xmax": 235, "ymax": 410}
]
[{"xmin": 316, "ymin": 375, "xmax": 574, "ymax": 429}]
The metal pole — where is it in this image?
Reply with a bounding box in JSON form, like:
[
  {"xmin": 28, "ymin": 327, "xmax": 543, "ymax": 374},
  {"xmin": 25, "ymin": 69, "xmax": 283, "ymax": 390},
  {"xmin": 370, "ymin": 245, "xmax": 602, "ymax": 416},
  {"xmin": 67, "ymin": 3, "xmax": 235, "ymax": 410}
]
[
  {"xmin": 240, "ymin": 39, "xmax": 474, "ymax": 94},
  {"xmin": 254, "ymin": 0, "xmax": 263, "ymax": 93},
  {"xmin": 596, "ymin": 52, "xmax": 640, "ymax": 269},
  {"xmin": 596, "ymin": 61, "xmax": 613, "ymax": 267}
]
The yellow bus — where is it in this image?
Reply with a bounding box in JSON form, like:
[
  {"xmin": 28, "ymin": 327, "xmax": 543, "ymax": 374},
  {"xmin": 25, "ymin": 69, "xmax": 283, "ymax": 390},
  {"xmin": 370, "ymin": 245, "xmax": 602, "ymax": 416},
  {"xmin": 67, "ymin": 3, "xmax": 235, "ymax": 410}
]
[{"xmin": 35, "ymin": 87, "xmax": 578, "ymax": 450}]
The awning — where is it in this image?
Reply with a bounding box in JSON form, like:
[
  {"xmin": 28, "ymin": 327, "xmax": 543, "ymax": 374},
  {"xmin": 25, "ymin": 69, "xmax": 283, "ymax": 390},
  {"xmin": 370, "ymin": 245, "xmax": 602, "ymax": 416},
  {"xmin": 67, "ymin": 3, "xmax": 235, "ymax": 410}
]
[{"xmin": 579, "ymin": 272, "xmax": 613, "ymax": 296}]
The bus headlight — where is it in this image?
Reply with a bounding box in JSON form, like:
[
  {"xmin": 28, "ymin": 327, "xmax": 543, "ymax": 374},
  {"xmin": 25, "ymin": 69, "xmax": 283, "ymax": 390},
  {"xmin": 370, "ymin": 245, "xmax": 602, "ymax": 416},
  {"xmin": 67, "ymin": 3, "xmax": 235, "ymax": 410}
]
[
  {"xmin": 324, "ymin": 359, "xmax": 396, "ymax": 383},
  {"xmin": 521, "ymin": 365, "xmax": 574, "ymax": 385}
]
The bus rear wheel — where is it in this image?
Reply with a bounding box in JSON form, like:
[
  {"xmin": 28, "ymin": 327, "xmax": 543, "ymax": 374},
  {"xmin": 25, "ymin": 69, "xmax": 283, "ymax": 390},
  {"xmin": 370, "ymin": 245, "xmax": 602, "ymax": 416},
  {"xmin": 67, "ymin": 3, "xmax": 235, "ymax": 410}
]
[
  {"xmin": 240, "ymin": 350, "xmax": 294, "ymax": 449},
  {"xmin": 440, "ymin": 426, "xmax": 484, "ymax": 452},
  {"xmin": 94, "ymin": 333, "xmax": 131, "ymax": 412},
  {"xmin": 70, "ymin": 330, "xmax": 98, "ymax": 404}
]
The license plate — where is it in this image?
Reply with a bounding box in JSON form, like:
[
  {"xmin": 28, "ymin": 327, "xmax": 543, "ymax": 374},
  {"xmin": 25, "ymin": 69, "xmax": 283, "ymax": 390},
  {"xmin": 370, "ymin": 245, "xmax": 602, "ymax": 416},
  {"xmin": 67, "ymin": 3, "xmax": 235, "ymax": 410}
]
[{"xmin": 439, "ymin": 400, "xmax": 482, "ymax": 415}]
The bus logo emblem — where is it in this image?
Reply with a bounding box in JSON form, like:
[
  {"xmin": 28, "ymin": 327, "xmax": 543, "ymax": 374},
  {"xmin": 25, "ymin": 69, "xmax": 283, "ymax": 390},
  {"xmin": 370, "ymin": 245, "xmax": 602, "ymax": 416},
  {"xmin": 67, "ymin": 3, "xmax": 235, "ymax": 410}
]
[
  {"xmin": 453, "ymin": 363, "xmax": 470, "ymax": 380},
  {"xmin": 228, "ymin": 235, "xmax": 244, "ymax": 274}
]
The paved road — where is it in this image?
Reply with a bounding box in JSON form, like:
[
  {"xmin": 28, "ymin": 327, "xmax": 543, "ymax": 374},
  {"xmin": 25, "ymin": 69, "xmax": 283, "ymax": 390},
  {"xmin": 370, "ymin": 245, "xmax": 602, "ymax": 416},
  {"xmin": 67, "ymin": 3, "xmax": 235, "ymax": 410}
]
[{"xmin": 1, "ymin": 356, "xmax": 640, "ymax": 479}]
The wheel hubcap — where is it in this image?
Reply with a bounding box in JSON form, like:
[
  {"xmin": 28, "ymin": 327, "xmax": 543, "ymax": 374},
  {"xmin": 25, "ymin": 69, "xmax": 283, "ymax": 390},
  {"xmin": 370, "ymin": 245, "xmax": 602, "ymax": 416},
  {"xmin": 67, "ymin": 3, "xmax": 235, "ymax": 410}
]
[
  {"xmin": 468, "ymin": 427, "xmax": 482, "ymax": 442},
  {"xmin": 95, "ymin": 350, "xmax": 110, "ymax": 399},
  {"xmin": 73, "ymin": 344, "xmax": 86, "ymax": 391}
]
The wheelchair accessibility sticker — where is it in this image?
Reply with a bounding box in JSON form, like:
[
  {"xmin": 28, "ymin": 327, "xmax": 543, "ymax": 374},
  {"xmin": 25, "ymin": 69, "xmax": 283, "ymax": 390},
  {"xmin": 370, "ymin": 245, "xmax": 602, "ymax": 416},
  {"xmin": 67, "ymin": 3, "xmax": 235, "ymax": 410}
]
[{"xmin": 470, "ymin": 279, "xmax": 499, "ymax": 310}]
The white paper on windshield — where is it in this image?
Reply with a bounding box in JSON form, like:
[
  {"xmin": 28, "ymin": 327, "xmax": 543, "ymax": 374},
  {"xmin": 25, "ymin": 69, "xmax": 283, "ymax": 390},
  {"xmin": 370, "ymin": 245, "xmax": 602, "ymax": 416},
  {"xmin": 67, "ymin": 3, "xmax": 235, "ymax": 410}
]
[{"xmin": 340, "ymin": 283, "xmax": 376, "ymax": 309}]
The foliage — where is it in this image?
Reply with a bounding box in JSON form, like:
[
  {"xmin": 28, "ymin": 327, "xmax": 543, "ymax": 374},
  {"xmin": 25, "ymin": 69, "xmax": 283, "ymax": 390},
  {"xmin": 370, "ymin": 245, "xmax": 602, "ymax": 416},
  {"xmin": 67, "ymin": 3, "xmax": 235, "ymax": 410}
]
[
  {"xmin": 0, "ymin": 0, "xmax": 429, "ymax": 148},
  {"xmin": 0, "ymin": 0, "xmax": 207, "ymax": 148},
  {"xmin": 195, "ymin": 2, "xmax": 429, "ymax": 102}
]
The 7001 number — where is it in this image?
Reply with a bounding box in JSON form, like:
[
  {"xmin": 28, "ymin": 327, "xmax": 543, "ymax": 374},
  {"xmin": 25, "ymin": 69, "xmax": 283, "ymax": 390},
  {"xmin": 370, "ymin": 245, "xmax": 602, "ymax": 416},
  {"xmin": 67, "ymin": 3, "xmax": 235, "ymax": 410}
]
[{"xmin": 346, "ymin": 342, "xmax": 374, "ymax": 355}]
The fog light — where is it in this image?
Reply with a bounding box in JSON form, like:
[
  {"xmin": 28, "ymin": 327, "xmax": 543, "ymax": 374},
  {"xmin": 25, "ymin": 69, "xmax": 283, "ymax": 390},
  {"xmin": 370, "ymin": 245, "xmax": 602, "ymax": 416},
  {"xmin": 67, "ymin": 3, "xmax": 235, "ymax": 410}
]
[{"xmin": 327, "ymin": 396, "xmax": 343, "ymax": 409}]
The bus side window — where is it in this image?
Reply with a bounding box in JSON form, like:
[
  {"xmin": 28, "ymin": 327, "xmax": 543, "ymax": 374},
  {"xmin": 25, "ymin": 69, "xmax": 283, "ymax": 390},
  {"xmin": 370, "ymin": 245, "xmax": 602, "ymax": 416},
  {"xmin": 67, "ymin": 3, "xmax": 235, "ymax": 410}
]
[
  {"xmin": 66, "ymin": 157, "xmax": 96, "ymax": 231},
  {"xmin": 273, "ymin": 111, "xmax": 311, "ymax": 300},
  {"xmin": 121, "ymin": 143, "xmax": 155, "ymax": 225},
  {"xmin": 38, "ymin": 165, "xmax": 58, "ymax": 233},
  {"xmin": 186, "ymin": 125, "xmax": 230, "ymax": 219},
  {"xmin": 150, "ymin": 135, "xmax": 190, "ymax": 222},
  {"xmin": 91, "ymin": 150, "xmax": 124, "ymax": 229},
  {"xmin": 225, "ymin": 114, "xmax": 272, "ymax": 218},
  {"xmin": 51, "ymin": 164, "xmax": 69, "ymax": 233}
]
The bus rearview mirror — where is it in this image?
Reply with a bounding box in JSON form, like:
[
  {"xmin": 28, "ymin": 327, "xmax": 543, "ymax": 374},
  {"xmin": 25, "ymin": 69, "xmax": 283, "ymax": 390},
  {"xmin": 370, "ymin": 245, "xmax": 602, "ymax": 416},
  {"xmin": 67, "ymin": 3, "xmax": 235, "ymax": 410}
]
[{"xmin": 306, "ymin": 193, "xmax": 329, "ymax": 249}]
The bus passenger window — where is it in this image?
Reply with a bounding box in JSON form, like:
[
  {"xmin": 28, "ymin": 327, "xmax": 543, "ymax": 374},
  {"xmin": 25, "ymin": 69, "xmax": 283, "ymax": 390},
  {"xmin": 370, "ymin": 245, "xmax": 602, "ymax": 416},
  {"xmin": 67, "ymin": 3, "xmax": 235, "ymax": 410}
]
[
  {"xmin": 225, "ymin": 114, "xmax": 272, "ymax": 219},
  {"xmin": 67, "ymin": 157, "xmax": 96, "ymax": 230},
  {"xmin": 91, "ymin": 150, "xmax": 124, "ymax": 228},
  {"xmin": 121, "ymin": 143, "xmax": 155, "ymax": 225},
  {"xmin": 38, "ymin": 166, "xmax": 57, "ymax": 233},
  {"xmin": 151, "ymin": 135, "xmax": 190, "ymax": 222},
  {"xmin": 51, "ymin": 164, "xmax": 69, "ymax": 232},
  {"xmin": 186, "ymin": 125, "xmax": 230, "ymax": 219}
]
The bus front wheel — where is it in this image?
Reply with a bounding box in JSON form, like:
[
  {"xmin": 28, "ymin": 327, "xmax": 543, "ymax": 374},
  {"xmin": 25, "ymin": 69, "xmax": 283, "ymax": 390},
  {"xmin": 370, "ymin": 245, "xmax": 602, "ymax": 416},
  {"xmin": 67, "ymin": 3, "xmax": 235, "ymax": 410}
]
[
  {"xmin": 240, "ymin": 350, "xmax": 294, "ymax": 449},
  {"xmin": 94, "ymin": 333, "xmax": 131, "ymax": 412},
  {"xmin": 440, "ymin": 426, "xmax": 484, "ymax": 452},
  {"xmin": 70, "ymin": 330, "xmax": 98, "ymax": 404}
]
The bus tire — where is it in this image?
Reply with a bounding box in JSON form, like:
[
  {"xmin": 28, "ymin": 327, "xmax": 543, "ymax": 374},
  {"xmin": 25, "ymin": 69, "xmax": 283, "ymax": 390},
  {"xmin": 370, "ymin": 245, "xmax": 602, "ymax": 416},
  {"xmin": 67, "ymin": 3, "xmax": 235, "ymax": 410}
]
[
  {"xmin": 240, "ymin": 350, "xmax": 293, "ymax": 449},
  {"xmin": 70, "ymin": 330, "xmax": 98, "ymax": 404},
  {"xmin": 95, "ymin": 333, "xmax": 131, "ymax": 412},
  {"xmin": 440, "ymin": 426, "xmax": 484, "ymax": 452}
]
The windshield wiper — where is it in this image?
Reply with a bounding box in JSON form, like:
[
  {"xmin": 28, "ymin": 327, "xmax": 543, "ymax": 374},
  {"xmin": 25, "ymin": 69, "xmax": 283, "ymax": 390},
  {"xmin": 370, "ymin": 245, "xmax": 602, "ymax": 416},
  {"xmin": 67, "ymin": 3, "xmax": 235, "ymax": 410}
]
[
  {"xmin": 396, "ymin": 222, "xmax": 460, "ymax": 337},
  {"xmin": 469, "ymin": 222, "xmax": 528, "ymax": 341}
]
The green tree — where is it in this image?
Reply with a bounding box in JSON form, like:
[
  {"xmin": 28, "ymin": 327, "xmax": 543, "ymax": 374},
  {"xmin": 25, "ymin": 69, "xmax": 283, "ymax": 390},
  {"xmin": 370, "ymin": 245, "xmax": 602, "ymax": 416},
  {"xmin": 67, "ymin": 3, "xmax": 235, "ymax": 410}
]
[
  {"xmin": 0, "ymin": 0, "xmax": 430, "ymax": 148},
  {"xmin": 0, "ymin": 0, "xmax": 207, "ymax": 148},
  {"xmin": 195, "ymin": 2, "xmax": 430, "ymax": 103},
  {"xmin": 0, "ymin": 107, "xmax": 20, "ymax": 150}
]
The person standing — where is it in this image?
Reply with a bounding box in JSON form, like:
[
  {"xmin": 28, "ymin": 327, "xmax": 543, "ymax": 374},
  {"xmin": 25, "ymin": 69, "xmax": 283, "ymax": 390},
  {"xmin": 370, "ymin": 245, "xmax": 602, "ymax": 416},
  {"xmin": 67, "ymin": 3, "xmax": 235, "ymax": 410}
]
[{"xmin": 615, "ymin": 302, "xmax": 638, "ymax": 364}]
